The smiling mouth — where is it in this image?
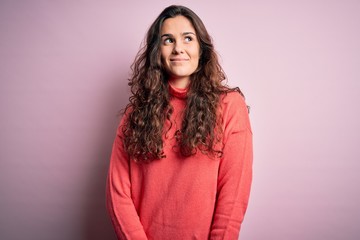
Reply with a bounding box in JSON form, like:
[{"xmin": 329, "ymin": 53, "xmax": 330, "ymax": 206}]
[{"xmin": 170, "ymin": 58, "xmax": 189, "ymax": 62}]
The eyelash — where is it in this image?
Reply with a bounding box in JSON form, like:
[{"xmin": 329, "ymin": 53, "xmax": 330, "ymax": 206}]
[
  {"xmin": 164, "ymin": 38, "xmax": 174, "ymax": 44},
  {"xmin": 163, "ymin": 36, "xmax": 193, "ymax": 44},
  {"xmin": 185, "ymin": 36, "xmax": 193, "ymax": 42}
]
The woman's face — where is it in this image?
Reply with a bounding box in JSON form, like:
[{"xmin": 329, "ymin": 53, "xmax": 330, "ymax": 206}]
[{"xmin": 160, "ymin": 15, "xmax": 200, "ymax": 88}]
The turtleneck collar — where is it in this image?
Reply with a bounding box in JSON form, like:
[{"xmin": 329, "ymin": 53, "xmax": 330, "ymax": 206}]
[{"xmin": 168, "ymin": 82, "xmax": 188, "ymax": 99}]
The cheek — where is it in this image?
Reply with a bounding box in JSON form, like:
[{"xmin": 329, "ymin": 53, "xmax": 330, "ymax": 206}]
[
  {"xmin": 191, "ymin": 45, "xmax": 200, "ymax": 60},
  {"xmin": 161, "ymin": 46, "xmax": 172, "ymax": 56}
]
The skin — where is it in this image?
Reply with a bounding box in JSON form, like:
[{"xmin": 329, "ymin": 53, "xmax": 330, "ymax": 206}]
[{"xmin": 160, "ymin": 15, "xmax": 200, "ymax": 89}]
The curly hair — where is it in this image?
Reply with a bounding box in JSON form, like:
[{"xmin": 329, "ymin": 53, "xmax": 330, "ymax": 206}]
[{"xmin": 122, "ymin": 5, "xmax": 243, "ymax": 162}]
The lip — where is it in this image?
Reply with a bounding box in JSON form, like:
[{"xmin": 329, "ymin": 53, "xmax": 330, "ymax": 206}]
[{"xmin": 170, "ymin": 58, "xmax": 189, "ymax": 61}]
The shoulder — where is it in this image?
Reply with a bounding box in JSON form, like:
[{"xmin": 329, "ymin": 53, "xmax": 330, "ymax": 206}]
[
  {"xmin": 221, "ymin": 90, "xmax": 245, "ymax": 103},
  {"xmin": 220, "ymin": 90, "xmax": 251, "ymax": 133},
  {"xmin": 220, "ymin": 90, "xmax": 248, "ymax": 116},
  {"xmin": 116, "ymin": 106, "xmax": 133, "ymax": 136}
]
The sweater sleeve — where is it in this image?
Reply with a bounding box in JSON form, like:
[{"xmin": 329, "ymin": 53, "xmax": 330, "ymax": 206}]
[
  {"xmin": 210, "ymin": 93, "xmax": 253, "ymax": 240},
  {"xmin": 106, "ymin": 117, "xmax": 148, "ymax": 240}
]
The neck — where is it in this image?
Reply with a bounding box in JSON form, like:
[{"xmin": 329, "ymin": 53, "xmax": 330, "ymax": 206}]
[{"xmin": 168, "ymin": 76, "xmax": 190, "ymax": 89}]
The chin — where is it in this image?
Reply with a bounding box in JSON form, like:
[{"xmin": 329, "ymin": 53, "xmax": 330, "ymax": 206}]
[{"xmin": 171, "ymin": 70, "xmax": 196, "ymax": 78}]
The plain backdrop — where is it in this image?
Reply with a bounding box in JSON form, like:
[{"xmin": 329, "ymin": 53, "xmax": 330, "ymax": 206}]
[{"xmin": 1, "ymin": 1, "xmax": 359, "ymax": 239}]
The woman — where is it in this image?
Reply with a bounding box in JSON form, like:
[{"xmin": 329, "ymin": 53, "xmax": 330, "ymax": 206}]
[{"xmin": 106, "ymin": 5, "xmax": 252, "ymax": 240}]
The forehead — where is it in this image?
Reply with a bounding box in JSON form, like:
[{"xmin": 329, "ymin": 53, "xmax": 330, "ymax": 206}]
[{"xmin": 161, "ymin": 15, "xmax": 196, "ymax": 34}]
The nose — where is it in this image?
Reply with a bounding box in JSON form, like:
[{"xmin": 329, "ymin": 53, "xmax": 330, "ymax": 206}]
[{"xmin": 172, "ymin": 42, "xmax": 184, "ymax": 54}]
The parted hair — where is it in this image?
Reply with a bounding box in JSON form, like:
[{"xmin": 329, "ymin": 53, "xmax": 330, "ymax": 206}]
[{"xmin": 122, "ymin": 5, "xmax": 243, "ymax": 162}]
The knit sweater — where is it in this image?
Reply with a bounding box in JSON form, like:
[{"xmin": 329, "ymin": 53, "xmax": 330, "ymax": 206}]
[{"xmin": 106, "ymin": 84, "xmax": 253, "ymax": 240}]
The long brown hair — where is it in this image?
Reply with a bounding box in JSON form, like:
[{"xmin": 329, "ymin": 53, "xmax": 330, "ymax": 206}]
[{"xmin": 122, "ymin": 5, "xmax": 242, "ymax": 162}]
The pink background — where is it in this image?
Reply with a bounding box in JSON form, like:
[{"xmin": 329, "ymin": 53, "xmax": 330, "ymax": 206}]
[{"xmin": 1, "ymin": 1, "xmax": 359, "ymax": 239}]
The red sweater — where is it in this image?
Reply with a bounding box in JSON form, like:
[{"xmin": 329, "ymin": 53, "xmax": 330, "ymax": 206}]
[{"xmin": 106, "ymin": 84, "xmax": 253, "ymax": 240}]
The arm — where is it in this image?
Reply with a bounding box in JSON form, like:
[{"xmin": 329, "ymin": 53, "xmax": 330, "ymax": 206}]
[
  {"xmin": 106, "ymin": 118, "xmax": 148, "ymax": 240},
  {"xmin": 210, "ymin": 93, "xmax": 253, "ymax": 240}
]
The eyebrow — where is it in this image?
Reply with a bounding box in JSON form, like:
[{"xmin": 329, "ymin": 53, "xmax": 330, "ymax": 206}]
[{"xmin": 161, "ymin": 32, "xmax": 196, "ymax": 38}]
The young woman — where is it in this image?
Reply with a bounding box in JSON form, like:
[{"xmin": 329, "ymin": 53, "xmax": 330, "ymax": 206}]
[{"xmin": 106, "ymin": 5, "xmax": 253, "ymax": 240}]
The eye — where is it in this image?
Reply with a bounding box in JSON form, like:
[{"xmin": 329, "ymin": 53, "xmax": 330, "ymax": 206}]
[
  {"xmin": 184, "ymin": 36, "xmax": 193, "ymax": 42},
  {"xmin": 164, "ymin": 38, "xmax": 174, "ymax": 44}
]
